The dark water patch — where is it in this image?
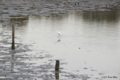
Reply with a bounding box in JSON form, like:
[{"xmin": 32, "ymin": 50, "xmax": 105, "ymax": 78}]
[
  {"xmin": 82, "ymin": 10, "xmax": 120, "ymax": 23},
  {"xmin": 84, "ymin": 67, "xmax": 88, "ymax": 70}
]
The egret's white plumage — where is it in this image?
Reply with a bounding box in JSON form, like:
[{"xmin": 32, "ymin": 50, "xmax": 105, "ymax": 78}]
[
  {"xmin": 56, "ymin": 31, "xmax": 61, "ymax": 35},
  {"xmin": 56, "ymin": 31, "xmax": 61, "ymax": 40}
]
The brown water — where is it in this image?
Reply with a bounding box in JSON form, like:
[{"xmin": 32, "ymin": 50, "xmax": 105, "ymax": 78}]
[{"xmin": 0, "ymin": 11, "xmax": 120, "ymax": 80}]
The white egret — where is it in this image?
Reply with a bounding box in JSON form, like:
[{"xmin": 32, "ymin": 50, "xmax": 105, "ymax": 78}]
[
  {"xmin": 57, "ymin": 31, "xmax": 61, "ymax": 36},
  {"xmin": 56, "ymin": 31, "xmax": 61, "ymax": 40}
]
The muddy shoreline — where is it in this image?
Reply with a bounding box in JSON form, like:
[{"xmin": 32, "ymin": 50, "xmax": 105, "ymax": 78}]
[{"xmin": 0, "ymin": 0, "xmax": 120, "ymax": 23}]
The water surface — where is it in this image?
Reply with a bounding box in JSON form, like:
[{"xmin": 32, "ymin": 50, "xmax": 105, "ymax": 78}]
[{"xmin": 0, "ymin": 10, "xmax": 120, "ymax": 80}]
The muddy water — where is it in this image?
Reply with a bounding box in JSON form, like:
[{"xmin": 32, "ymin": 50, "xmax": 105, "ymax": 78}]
[{"xmin": 0, "ymin": 11, "xmax": 120, "ymax": 80}]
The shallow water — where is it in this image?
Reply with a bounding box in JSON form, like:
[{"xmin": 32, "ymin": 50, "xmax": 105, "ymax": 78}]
[{"xmin": 0, "ymin": 10, "xmax": 120, "ymax": 80}]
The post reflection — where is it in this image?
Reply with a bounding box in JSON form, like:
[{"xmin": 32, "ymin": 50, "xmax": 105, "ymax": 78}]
[
  {"xmin": 55, "ymin": 72, "xmax": 59, "ymax": 80},
  {"xmin": 11, "ymin": 52, "xmax": 15, "ymax": 72}
]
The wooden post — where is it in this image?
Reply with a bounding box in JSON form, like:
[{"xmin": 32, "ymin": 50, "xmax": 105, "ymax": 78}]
[
  {"xmin": 12, "ymin": 25, "xmax": 15, "ymax": 49},
  {"xmin": 55, "ymin": 60, "xmax": 59, "ymax": 71}
]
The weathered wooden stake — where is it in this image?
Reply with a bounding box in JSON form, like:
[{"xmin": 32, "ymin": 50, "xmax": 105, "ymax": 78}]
[
  {"xmin": 55, "ymin": 60, "xmax": 59, "ymax": 71},
  {"xmin": 12, "ymin": 25, "xmax": 15, "ymax": 49}
]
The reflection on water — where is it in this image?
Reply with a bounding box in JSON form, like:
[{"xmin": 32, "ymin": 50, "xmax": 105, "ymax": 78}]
[
  {"xmin": 82, "ymin": 10, "xmax": 120, "ymax": 22},
  {"xmin": 0, "ymin": 10, "xmax": 120, "ymax": 80},
  {"xmin": 57, "ymin": 39, "xmax": 61, "ymax": 43},
  {"xmin": 55, "ymin": 72, "xmax": 59, "ymax": 80},
  {"xmin": 11, "ymin": 52, "xmax": 15, "ymax": 72}
]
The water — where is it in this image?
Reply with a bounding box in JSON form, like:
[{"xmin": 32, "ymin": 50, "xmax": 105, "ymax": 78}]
[{"xmin": 0, "ymin": 11, "xmax": 120, "ymax": 80}]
